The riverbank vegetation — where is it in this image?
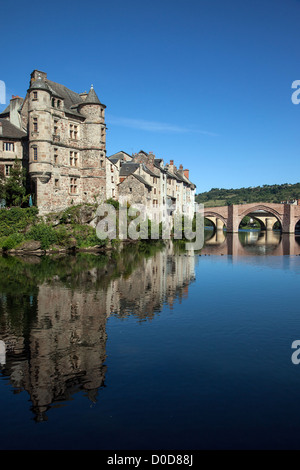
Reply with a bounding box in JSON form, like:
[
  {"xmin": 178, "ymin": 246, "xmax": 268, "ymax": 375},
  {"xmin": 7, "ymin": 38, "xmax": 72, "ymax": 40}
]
[
  {"xmin": 0, "ymin": 202, "xmax": 169, "ymax": 254},
  {"xmin": 0, "ymin": 205, "xmax": 104, "ymax": 253}
]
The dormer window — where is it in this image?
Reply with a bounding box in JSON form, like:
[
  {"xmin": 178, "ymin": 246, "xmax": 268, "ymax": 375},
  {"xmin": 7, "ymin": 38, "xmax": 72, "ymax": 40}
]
[{"xmin": 51, "ymin": 98, "xmax": 62, "ymax": 108}]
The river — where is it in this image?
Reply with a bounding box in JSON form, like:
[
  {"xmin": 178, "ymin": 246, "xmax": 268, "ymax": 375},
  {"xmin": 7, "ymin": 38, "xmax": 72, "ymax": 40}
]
[{"xmin": 0, "ymin": 230, "xmax": 300, "ymax": 450}]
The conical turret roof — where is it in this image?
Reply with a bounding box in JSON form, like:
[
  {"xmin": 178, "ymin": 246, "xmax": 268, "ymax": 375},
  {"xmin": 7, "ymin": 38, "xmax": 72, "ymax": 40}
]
[{"xmin": 84, "ymin": 85, "xmax": 102, "ymax": 104}]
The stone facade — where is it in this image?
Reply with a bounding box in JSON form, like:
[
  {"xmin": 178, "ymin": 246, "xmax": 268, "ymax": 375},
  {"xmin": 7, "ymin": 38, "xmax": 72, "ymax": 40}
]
[
  {"xmin": 0, "ymin": 97, "xmax": 27, "ymax": 181},
  {"xmin": 0, "ymin": 70, "xmax": 107, "ymax": 214},
  {"xmin": 0, "ymin": 69, "xmax": 196, "ymax": 218},
  {"xmin": 106, "ymin": 157, "xmax": 119, "ymax": 200},
  {"xmin": 114, "ymin": 150, "xmax": 196, "ymax": 222}
]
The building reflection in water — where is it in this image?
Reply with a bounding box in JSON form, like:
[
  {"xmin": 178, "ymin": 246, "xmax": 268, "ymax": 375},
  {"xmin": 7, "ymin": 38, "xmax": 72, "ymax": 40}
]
[
  {"xmin": 0, "ymin": 242, "xmax": 196, "ymax": 422},
  {"xmin": 1, "ymin": 231, "xmax": 299, "ymax": 422}
]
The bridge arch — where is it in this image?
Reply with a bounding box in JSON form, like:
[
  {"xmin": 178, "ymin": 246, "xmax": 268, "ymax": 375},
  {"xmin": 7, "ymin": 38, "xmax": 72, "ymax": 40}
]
[
  {"xmin": 238, "ymin": 204, "xmax": 283, "ymax": 231},
  {"xmin": 203, "ymin": 211, "xmax": 227, "ymax": 230},
  {"xmin": 249, "ymin": 216, "xmax": 266, "ymax": 231}
]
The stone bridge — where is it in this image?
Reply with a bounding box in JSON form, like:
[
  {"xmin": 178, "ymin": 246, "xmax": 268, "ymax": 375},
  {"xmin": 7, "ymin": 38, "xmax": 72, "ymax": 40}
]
[{"xmin": 201, "ymin": 203, "xmax": 300, "ymax": 233}]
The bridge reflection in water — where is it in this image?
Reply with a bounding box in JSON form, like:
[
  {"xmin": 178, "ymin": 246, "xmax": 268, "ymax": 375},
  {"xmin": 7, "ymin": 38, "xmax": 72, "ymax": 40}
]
[{"xmin": 202, "ymin": 229, "xmax": 300, "ymax": 256}]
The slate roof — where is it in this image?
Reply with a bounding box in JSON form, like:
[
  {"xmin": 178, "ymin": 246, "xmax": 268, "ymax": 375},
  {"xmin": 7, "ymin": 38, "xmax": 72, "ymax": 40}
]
[
  {"xmin": 29, "ymin": 77, "xmax": 104, "ymax": 117},
  {"xmin": 175, "ymin": 170, "xmax": 196, "ymax": 188},
  {"xmin": 84, "ymin": 85, "xmax": 102, "ymax": 105},
  {"xmin": 108, "ymin": 151, "xmax": 132, "ymax": 161},
  {"xmin": 46, "ymin": 80, "xmax": 84, "ymax": 117},
  {"xmin": 0, "ymin": 118, "xmax": 27, "ymax": 139},
  {"xmin": 133, "ymin": 173, "xmax": 152, "ymax": 188},
  {"xmin": 30, "ymin": 76, "xmax": 51, "ymax": 92},
  {"xmin": 109, "ymin": 158, "xmax": 119, "ymax": 165},
  {"xmin": 142, "ymin": 163, "xmax": 160, "ymax": 178},
  {"xmin": 165, "ymin": 169, "xmax": 177, "ymax": 180},
  {"xmin": 0, "ymin": 104, "xmax": 10, "ymax": 117},
  {"xmin": 174, "ymin": 171, "xmax": 187, "ymax": 183},
  {"xmin": 119, "ymin": 162, "xmax": 140, "ymax": 176}
]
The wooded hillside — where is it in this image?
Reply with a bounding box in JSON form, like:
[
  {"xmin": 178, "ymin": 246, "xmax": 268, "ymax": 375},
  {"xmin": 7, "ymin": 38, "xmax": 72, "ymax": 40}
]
[{"xmin": 195, "ymin": 183, "xmax": 300, "ymax": 207}]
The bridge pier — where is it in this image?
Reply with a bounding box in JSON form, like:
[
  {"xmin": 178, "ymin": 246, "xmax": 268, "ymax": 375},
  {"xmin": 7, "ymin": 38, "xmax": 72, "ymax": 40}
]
[
  {"xmin": 226, "ymin": 205, "xmax": 239, "ymax": 233},
  {"xmin": 266, "ymin": 218, "xmax": 274, "ymax": 231},
  {"xmin": 216, "ymin": 218, "xmax": 224, "ymax": 231},
  {"xmin": 282, "ymin": 204, "xmax": 296, "ymax": 233}
]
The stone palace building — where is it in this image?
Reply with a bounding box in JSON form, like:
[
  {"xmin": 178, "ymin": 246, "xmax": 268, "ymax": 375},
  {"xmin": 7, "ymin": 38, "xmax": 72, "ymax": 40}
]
[{"xmin": 0, "ymin": 70, "xmax": 196, "ymax": 218}]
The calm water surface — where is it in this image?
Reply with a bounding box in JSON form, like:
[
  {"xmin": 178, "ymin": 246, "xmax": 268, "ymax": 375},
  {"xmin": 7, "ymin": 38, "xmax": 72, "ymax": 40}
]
[{"xmin": 1, "ymin": 231, "xmax": 300, "ymax": 450}]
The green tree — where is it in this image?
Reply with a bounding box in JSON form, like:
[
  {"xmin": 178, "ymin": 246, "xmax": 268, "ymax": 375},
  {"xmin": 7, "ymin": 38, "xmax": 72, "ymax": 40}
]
[
  {"xmin": 0, "ymin": 171, "xmax": 5, "ymax": 202},
  {"xmin": 4, "ymin": 159, "xmax": 28, "ymax": 207}
]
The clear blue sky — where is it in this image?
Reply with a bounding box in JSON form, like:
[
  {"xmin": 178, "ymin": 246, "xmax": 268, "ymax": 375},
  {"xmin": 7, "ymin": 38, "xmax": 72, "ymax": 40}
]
[{"xmin": 1, "ymin": 0, "xmax": 300, "ymax": 193}]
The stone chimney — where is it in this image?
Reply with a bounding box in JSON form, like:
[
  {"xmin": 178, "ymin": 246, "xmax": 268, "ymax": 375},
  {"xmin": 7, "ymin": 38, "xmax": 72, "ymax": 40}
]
[
  {"xmin": 132, "ymin": 150, "xmax": 155, "ymax": 171},
  {"xmin": 184, "ymin": 169, "xmax": 189, "ymax": 180},
  {"xmin": 147, "ymin": 152, "xmax": 155, "ymax": 171},
  {"xmin": 169, "ymin": 160, "xmax": 174, "ymax": 172},
  {"xmin": 9, "ymin": 95, "xmax": 23, "ymax": 129},
  {"xmin": 79, "ymin": 91, "xmax": 88, "ymax": 101},
  {"xmin": 178, "ymin": 164, "xmax": 184, "ymax": 175}
]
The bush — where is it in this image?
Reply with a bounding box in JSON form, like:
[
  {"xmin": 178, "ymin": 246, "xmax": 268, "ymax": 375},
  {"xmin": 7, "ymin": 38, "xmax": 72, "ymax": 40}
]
[
  {"xmin": 0, "ymin": 232, "xmax": 25, "ymax": 251},
  {"xmin": 106, "ymin": 198, "xmax": 120, "ymax": 210},
  {"xmin": 27, "ymin": 223, "xmax": 58, "ymax": 249},
  {"xmin": 0, "ymin": 158, "xmax": 27, "ymax": 207},
  {"xmin": 71, "ymin": 224, "xmax": 104, "ymax": 248},
  {"xmin": 0, "ymin": 207, "xmax": 39, "ymax": 237}
]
